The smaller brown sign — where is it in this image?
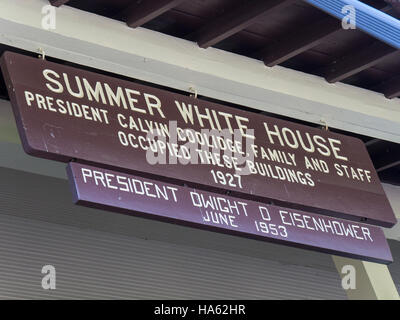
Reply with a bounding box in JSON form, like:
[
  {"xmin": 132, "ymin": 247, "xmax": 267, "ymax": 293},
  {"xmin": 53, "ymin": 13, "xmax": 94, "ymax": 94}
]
[{"xmin": 67, "ymin": 162, "xmax": 393, "ymax": 264}]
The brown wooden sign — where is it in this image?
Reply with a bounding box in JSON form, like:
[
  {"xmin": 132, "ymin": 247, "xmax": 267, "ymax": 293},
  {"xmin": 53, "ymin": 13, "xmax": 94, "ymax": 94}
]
[
  {"xmin": 67, "ymin": 162, "xmax": 393, "ymax": 264},
  {"xmin": 1, "ymin": 51, "xmax": 396, "ymax": 227}
]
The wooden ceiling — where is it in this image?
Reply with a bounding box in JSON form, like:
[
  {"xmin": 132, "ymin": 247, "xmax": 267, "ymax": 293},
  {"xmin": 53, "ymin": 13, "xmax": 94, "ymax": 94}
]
[{"xmin": 50, "ymin": 0, "xmax": 400, "ymax": 99}]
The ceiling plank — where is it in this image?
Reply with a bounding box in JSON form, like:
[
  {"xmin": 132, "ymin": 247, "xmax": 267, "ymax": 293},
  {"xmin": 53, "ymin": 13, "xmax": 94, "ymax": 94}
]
[
  {"xmin": 377, "ymin": 160, "xmax": 400, "ymax": 172},
  {"xmin": 195, "ymin": 0, "xmax": 295, "ymax": 49},
  {"xmin": 262, "ymin": 17, "xmax": 340, "ymax": 67},
  {"xmin": 324, "ymin": 42, "xmax": 398, "ymax": 83},
  {"xmin": 376, "ymin": 152, "xmax": 400, "ymax": 172},
  {"xmin": 126, "ymin": 0, "xmax": 186, "ymax": 28},
  {"xmin": 364, "ymin": 138, "xmax": 380, "ymax": 147},
  {"xmin": 367, "ymin": 140, "xmax": 400, "ymax": 172},
  {"xmin": 260, "ymin": 1, "xmax": 391, "ymax": 67},
  {"xmin": 49, "ymin": 0, "xmax": 70, "ymax": 6}
]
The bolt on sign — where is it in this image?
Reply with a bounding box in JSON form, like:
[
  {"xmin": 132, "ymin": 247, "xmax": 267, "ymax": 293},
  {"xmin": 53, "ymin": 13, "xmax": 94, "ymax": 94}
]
[
  {"xmin": 67, "ymin": 162, "xmax": 393, "ymax": 264},
  {"xmin": 0, "ymin": 51, "xmax": 397, "ymax": 228}
]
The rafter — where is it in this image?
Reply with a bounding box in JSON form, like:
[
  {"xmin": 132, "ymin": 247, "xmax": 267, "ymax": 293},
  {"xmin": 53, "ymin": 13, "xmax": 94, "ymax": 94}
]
[
  {"xmin": 324, "ymin": 42, "xmax": 398, "ymax": 83},
  {"xmin": 372, "ymin": 142, "xmax": 400, "ymax": 172},
  {"xmin": 260, "ymin": 1, "xmax": 392, "ymax": 67},
  {"xmin": 261, "ymin": 17, "xmax": 340, "ymax": 67},
  {"xmin": 194, "ymin": 0, "xmax": 295, "ymax": 49},
  {"xmin": 126, "ymin": 0, "xmax": 186, "ymax": 28},
  {"xmin": 375, "ymin": 75, "xmax": 400, "ymax": 99}
]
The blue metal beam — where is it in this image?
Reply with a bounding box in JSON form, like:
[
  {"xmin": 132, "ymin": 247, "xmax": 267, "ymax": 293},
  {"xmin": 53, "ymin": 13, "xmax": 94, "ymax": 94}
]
[{"xmin": 303, "ymin": 0, "xmax": 400, "ymax": 49}]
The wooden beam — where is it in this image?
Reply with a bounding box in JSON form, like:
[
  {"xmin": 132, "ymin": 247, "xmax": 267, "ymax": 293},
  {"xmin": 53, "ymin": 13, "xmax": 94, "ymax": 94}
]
[
  {"xmin": 324, "ymin": 42, "xmax": 398, "ymax": 83},
  {"xmin": 374, "ymin": 143, "xmax": 400, "ymax": 172},
  {"xmin": 262, "ymin": 17, "xmax": 340, "ymax": 67},
  {"xmin": 49, "ymin": 0, "xmax": 70, "ymax": 7},
  {"xmin": 126, "ymin": 0, "xmax": 186, "ymax": 28},
  {"xmin": 376, "ymin": 76, "xmax": 400, "ymax": 99},
  {"xmin": 364, "ymin": 138, "xmax": 380, "ymax": 147},
  {"xmin": 260, "ymin": 1, "xmax": 391, "ymax": 66},
  {"xmin": 377, "ymin": 160, "xmax": 400, "ymax": 172},
  {"xmin": 195, "ymin": 0, "xmax": 295, "ymax": 49}
]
